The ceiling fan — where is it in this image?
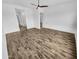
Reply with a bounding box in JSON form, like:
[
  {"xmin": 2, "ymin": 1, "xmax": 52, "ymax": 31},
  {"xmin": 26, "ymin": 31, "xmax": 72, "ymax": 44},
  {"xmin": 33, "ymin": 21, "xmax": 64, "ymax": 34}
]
[{"xmin": 31, "ymin": 0, "xmax": 48, "ymax": 9}]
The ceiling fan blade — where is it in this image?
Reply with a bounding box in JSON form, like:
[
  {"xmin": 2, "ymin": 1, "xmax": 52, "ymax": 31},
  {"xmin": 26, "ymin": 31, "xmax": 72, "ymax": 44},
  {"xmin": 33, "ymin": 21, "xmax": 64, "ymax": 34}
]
[
  {"xmin": 31, "ymin": 0, "xmax": 48, "ymax": 9},
  {"xmin": 39, "ymin": 5, "xmax": 48, "ymax": 7},
  {"xmin": 31, "ymin": 3, "xmax": 37, "ymax": 6}
]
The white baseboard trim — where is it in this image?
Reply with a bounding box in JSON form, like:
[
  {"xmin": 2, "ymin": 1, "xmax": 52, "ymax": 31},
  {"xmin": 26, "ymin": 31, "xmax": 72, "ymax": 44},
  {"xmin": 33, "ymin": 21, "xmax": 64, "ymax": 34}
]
[{"xmin": 43, "ymin": 25, "xmax": 76, "ymax": 34}]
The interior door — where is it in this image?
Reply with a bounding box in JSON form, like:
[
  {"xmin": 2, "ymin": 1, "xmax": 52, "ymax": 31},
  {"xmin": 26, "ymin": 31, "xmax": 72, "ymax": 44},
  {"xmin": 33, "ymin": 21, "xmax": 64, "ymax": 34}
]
[{"xmin": 15, "ymin": 8, "xmax": 27, "ymax": 32}]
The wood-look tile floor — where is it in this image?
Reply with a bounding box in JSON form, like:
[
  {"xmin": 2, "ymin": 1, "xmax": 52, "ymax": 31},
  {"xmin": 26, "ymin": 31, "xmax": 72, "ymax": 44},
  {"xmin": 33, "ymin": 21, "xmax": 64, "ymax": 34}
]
[{"xmin": 6, "ymin": 28, "xmax": 77, "ymax": 59}]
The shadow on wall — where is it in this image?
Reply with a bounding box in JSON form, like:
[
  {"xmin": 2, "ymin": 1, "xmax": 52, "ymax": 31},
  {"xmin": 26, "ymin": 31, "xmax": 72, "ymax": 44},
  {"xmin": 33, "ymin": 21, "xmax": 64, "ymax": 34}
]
[{"xmin": 72, "ymin": 15, "xmax": 77, "ymax": 32}]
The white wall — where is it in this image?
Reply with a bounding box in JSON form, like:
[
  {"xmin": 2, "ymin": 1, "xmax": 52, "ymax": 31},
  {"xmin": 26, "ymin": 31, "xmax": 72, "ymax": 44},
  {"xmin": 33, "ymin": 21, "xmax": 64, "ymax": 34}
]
[
  {"xmin": 43, "ymin": 12, "xmax": 76, "ymax": 33},
  {"xmin": 2, "ymin": 4, "xmax": 20, "ymax": 34},
  {"xmin": 24, "ymin": 8, "xmax": 34, "ymax": 29},
  {"xmin": 32, "ymin": 9, "xmax": 40, "ymax": 29},
  {"xmin": 43, "ymin": 0, "xmax": 77, "ymax": 33}
]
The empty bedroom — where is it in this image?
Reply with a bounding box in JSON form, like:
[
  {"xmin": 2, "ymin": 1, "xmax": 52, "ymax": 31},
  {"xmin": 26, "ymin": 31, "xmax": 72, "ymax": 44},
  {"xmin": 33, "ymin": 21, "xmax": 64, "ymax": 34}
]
[{"xmin": 2, "ymin": 0, "xmax": 77, "ymax": 59}]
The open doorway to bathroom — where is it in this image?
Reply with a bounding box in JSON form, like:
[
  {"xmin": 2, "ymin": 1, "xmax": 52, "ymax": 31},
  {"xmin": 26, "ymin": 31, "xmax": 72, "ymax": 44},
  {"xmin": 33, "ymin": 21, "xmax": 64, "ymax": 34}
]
[{"xmin": 15, "ymin": 8, "xmax": 27, "ymax": 34}]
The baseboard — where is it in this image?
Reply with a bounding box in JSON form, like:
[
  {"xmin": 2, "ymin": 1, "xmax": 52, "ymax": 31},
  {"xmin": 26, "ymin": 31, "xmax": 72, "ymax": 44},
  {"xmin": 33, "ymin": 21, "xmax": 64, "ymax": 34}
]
[{"xmin": 43, "ymin": 25, "xmax": 76, "ymax": 34}]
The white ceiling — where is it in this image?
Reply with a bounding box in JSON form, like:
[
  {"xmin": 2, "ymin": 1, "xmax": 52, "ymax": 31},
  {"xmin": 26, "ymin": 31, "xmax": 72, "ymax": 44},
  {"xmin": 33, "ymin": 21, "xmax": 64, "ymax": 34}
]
[
  {"xmin": 2, "ymin": 0, "xmax": 76, "ymax": 8},
  {"xmin": 2, "ymin": 0, "xmax": 76, "ymax": 17}
]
